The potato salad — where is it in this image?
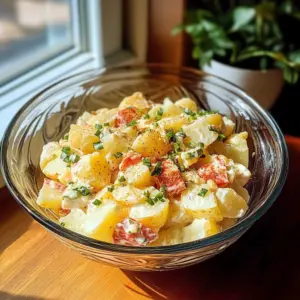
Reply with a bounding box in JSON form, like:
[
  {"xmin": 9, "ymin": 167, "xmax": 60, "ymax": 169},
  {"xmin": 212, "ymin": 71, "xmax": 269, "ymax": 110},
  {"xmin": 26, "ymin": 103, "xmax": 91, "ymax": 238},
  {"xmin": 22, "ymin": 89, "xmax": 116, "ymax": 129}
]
[{"xmin": 37, "ymin": 92, "xmax": 251, "ymax": 246}]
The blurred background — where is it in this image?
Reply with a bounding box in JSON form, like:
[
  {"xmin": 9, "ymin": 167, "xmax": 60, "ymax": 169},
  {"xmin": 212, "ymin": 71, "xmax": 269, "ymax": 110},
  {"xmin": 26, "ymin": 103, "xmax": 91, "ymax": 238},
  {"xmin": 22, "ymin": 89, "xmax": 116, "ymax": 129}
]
[{"xmin": 0, "ymin": 0, "xmax": 299, "ymax": 143}]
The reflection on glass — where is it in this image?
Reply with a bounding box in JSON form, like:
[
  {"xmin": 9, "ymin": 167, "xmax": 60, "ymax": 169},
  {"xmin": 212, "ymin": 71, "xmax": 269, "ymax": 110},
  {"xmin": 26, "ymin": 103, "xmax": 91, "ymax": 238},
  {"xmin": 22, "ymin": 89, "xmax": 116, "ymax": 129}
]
[{"xmin": 0, "ymin": 0, "xmax": 73, "ymax": 84}]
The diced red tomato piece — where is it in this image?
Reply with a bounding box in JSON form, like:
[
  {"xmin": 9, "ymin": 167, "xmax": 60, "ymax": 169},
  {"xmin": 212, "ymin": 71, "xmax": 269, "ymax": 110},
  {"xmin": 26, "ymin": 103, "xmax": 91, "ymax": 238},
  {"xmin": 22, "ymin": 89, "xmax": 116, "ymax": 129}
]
[
  {"xmin": 59, "ymin": 208, "xmax": 71, "ymax": 217},
  {"xmin": 119, "ymin": 151, "xmax": 142, "ymax": 171},
  {"xmin": 113, "ymin": 218, "xmax": 158, "ymax": 246},
  {"xmin": 197, "ymin": 155, "xmax": 229, "ymax": 187},
  {"xmin": 115, "ymin": 107, "xmax": 139, "ymax": 127},
  {"xmin": 155, "ymin": 159, "xmax": 186, "ymax": 197}
]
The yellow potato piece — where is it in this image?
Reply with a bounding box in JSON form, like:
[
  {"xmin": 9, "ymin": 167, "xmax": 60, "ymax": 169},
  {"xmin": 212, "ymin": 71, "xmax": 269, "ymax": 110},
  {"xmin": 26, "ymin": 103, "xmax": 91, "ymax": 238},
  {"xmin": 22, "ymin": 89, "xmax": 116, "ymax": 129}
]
[
  {"xmin": 216, "ymin": 188, "xmax": 248, "ymax": 218},
  {"xmin": 119, "ymin": 92, "xmax": 150, "ymax": 110},
  {"xmin": 218, "ymin": 218, "xmax": 237, "ymax": 230},
  {"xmin": 105, "ymin": 152, "xmax": 123, "ymax": 171},
  {"xmin": 164, "ymin": 200, "xmax": 193, "ymax": 228},
  {"xmin": 183, "ymin": 218, "xmax": 220, "ymax": 242},
  {"xmin": 158, "ymin": 115, "xmax": 188, "ymax": 132},
  {"xmin": 230, "ymin": 182, "xmax": 250, "ymax": 203},
  {"xmin": 59, "ymin": 208, "xmax": 87, "ymax": 234},
  {"xmin": 183, "ymin": 115, "xmax": 222, "ymax": 148},
  {"xmin": 129, "ymin": 200, "xmax": 169, "ymax": 229},
  {"xmin": 112, "ymin": 185, "xmax": 146, "ymax": 206},
  {"xmin": 162, "ymin": 98, "xmax": 182, "ymax": 117},
  {"xmin": 84, "ymin": 201, "xmax": 121, "ymax": 242},
  {"xmin": 88, "ymin": 108, "xmax": 119, "ymax": 127},
  {"xmin": 132, "ymin": 129, "xmax": 170, "ymax": 157},
  {"xmin": 210, "ymin": 132, "xmax": 249, "ymax": 167},
  {"xmin": 76, "ymin": 112, "xmax": 93, "ymax": 126},
  {"xmin": 101, "ymin": 133, "xmax": 128, "ymax": 154},
  {"xmin": 222, "ymin": 116, "xmax": 235, "ymax": 137},
  {"xmin": 151, "ymin": 226, "xmax": 183, "ymax": 246},
  {"xmin": 175, "ymin": 98, "xmax": 198, "ymax": 112},
  {"xmin": 69, "ymin": 124, "xmax": 99, "ymax": 154},
  {"xmin": 58, "ymin": 167, "xmax": 73, "ymax": 185},
  {"xmin": 43, "ymin": 156, "xmax": 68, "ymax": 181},
  {"xmin": 37, "ymin": 179, "xmax": 64, "ymax": 209},
  {"xmin": 124, "ymin": 162, "xmax": 153, "ymax": 188},
  {"xmin": 72, "ymin": 152, "xmax": 111, "ymax": 190},
  {"xmin": 181, "ymin": 184, "xmax": 223, "ymax": 221},
  {"xmin": 40, "ymin": 142, "xmax": 61, "ymax": 170}
]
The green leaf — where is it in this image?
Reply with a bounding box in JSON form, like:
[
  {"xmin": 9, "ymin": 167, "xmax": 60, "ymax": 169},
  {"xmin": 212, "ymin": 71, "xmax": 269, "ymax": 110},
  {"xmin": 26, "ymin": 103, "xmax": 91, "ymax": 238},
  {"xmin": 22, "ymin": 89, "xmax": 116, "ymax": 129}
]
[
  {"xmin": 288, "ymin": 50, "xmax": 300, "ymax": 63},
  {"xmin": 192, "ymin": 46, "xmax": 201, "ymax": 59},
  {"xmin": 199, "ymin": 50, "xmax": 214, "ymax": 68},
  {"xmin": 231, "ymin": 7, "xmax": 255, "ymax": 31}
]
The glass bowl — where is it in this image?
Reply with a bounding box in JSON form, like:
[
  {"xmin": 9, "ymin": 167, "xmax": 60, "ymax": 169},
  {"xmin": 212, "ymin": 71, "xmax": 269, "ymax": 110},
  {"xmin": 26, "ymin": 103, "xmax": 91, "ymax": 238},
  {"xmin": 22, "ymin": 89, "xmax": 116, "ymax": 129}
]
[{"xmin": 1, "ymin": 64, "xmax": 288, "ymax": 271}]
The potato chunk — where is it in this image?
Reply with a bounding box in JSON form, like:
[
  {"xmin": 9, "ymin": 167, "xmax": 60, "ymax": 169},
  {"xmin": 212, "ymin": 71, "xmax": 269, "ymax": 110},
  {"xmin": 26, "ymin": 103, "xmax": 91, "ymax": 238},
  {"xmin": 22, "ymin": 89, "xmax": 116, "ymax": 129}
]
[
  {"xmin": 183, "ymin": 218, "xmax": 220, "ymax": 242},
  {"xmin": 112, "ymin": 185, "xmax": 146, "ymax": 206},
  {"xmin": 162, "ymin": 98, "xmax": 182, "ymax": 117},
  {"xmin": 37, "ymin": 179, "xmax": 65, "ymax": 209},
  {"xmin": 129, "ymin": 199, "xmax": 169, "ymax": 229},
  {"xmin": 59, "ymin": 208, "xmax": 87, "ymax": 234},
  {"xmin": 216, "ymin": 188, "xmax": 248, "ymax": 218},
  {"xmin": 124, "ymin": 162, "xmax": 153, "ymax": 188},
  {"xmin": 175, "ymin": 98, "xmax": 198, "ymax": 112},
  {"xmin": 69, "ymin": 124, "xmax": 99, "ymax": 154},
  {"xmin": 40, "ymin": 142, "xmax": 61, "ymax": 170},
  {"xmin": 84, "ymin": 201, "xmax": 121, "ymax": 242},
  {"xmin": 151, "ymin": 226, "xmax": 183, "ymax": 246},
  {"xmin": 183, "ymin": 114, "xmax": 222, "ymax": 147},
  {"xmin": 42, "ymin": 156, "xmax": 69, "ymax": 181},
  {"xmin": 71, "ymin": 152, "xmax": 111, "ymax": 190},
  {"xmin": 119, "ymin": 92, "xmax": 150, "ymax": 110},
  {"xmin": 132, "ymin": 129, "xmax": 170, "ymax": 157},
  {"xmin": 181, "ymin": 184, "xmax": 223, "ymax": 221}
]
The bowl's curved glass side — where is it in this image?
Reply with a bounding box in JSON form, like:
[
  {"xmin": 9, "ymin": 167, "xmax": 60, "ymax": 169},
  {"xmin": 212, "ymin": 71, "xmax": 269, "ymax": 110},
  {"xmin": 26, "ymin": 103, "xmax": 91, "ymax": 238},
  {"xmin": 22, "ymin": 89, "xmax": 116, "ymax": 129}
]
[{"xmin": 1, "ymin": 65, "xmax": 288, "ymax": 268}]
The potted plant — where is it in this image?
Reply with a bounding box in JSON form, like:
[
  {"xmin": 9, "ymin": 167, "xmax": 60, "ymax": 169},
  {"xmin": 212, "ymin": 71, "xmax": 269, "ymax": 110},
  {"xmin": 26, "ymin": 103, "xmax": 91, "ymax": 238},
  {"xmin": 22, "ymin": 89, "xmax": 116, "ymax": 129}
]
[{"xmin": 172, "ymin": 1, "xmax": 300, "ymax": 109}]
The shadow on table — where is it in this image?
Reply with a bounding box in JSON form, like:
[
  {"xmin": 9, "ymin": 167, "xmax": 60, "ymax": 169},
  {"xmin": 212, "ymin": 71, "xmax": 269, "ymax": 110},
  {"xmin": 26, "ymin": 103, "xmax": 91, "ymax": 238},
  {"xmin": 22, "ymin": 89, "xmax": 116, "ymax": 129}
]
[
  {"xmin": 123, "ymin": 136, "xmax": 300, "ymax": 300},
  {"xmin": 0, "ymin": 189, "xmax": 32, "ymax": 254},
  {"xmin": 0, "ymin": 292, "xmax": 54, "ymax": 300}
]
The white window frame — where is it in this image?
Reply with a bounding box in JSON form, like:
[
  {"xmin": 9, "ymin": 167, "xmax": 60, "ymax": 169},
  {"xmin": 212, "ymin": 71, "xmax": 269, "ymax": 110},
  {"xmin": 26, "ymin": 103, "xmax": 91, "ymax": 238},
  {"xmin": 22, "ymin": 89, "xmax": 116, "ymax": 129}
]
[{"xmin": 0, "ymin": 0, "xmax": 148, "ymax": 187}]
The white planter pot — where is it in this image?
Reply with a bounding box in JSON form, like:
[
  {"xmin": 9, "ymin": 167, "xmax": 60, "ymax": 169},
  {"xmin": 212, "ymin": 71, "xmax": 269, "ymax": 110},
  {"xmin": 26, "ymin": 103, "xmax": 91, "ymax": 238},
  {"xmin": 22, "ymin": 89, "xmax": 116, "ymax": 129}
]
[{"xmin": 203, "ymin": 60, "xmax": 284, "ymax": 110}]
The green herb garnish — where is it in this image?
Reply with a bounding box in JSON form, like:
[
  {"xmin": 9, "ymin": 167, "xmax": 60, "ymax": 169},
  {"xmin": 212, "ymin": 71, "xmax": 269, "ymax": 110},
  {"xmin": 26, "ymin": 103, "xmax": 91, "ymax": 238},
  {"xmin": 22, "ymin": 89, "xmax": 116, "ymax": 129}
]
[
  {"xmin": 93, "ymin": 199, "xmax": 102, "ymax": 206},
  {"xmin": 151, "ymin": 161, "xmax": 162, "ymax": 176},
  {"xmin": 69, "ymin": 154, "xmax": 80, "ymax": 163},
  {"xmin": 104, "ymin": 122, "xmax": 109, "ymax": 126},
  {"xmin": 197, "ymin": 110, "xmax": 217, "ymax": 117},
  {"xmin": 198, "ymin": 188, "xmax": 208, "ymax": 197},
  {"xmin": 127, "ymin": 120, "xmax": 137, "ymax": 127},
  {"xmin": 119, "ymin": 176, "xmax": 126, "ymax": 182},
  {"xmin": 108, "ymin": 186, "xmax": 114, "ymax": 192},
  {"xmin": 155, "ymin": 107, "xmax": 164, "ymax": 120},
  {"xmin": 74, "ymin": 186, "xmax": 91, "ymax": 196},
  {"xmin": 166, "ymin": 129, "xmax": 176, "ymax": 142},
  {"xmin": 142, "ymin": 157, "xmax": 152, "ymax": 170},
  {"xmin": 209, "ymin": 126, "xmax": 226, "ymax": 141},
  {"xmin": 63, "ymin": 134, "xmax": 69, "ymax": 141},
  {"xmin": 143, "ymin": 113, "xmax": 150, "ymax": 120},
  {"xmin": 93, "ymin": 142, "xmax": 104, "ymax": 150},
  {"xmin": 61, "ymin": 222, "xmax": 66, "ymax": 227},
  {"xmin": 114, "ymin": 152, "xmax": 123, "ymax": 158},
  {"xmin": 173, "ymin": 142, "xmax": 181, "ymax": 153}
]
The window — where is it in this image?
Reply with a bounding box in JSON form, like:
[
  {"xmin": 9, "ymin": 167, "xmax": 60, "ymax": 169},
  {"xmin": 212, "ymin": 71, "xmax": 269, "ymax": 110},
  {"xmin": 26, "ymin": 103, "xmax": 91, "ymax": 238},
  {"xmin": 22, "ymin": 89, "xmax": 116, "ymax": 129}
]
[{"xmin": 0, "ymin": 0, "xmax": 148, "ymax": 139}]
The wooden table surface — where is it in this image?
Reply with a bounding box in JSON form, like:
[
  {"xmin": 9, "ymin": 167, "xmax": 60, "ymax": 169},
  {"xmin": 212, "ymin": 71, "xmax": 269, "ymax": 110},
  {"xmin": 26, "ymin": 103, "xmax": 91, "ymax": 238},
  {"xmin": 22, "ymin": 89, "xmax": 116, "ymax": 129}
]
[{"xmin": 1, "ymin": 135, "xmax": 300, "ymax": 300}]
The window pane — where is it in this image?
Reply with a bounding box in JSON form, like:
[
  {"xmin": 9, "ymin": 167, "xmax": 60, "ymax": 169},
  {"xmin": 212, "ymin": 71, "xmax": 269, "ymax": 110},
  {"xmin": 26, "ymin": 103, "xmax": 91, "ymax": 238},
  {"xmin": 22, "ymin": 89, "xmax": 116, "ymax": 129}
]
[{"xmin": 0, "ymin": 0, "xmax": 74, "ymax": 85}]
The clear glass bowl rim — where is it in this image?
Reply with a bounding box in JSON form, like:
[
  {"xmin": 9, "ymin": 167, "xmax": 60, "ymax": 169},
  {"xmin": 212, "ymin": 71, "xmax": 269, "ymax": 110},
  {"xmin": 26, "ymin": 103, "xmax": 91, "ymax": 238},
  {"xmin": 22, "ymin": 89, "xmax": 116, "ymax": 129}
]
[{"xmin": 1, "ymin": 63, "xmax": 289, "ymax": 254}]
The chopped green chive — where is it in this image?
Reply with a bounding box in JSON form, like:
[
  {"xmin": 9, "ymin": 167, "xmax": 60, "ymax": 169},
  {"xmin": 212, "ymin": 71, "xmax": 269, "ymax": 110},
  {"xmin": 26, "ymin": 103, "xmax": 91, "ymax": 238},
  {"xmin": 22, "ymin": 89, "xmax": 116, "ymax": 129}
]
[
  {"xmin": 95, "ymin": 124, "xmax": 103, "ymax": 130},
  {"xmin": 104, "ymin": 122, "xmax": 109, "ymax": 126},
  {"xmin": 61, "ymin": 222, "xmax": 66, "ymax": 227},
  {"xmin": 63, "ymin": 134, "xmax": 69, "ymax": 141},
  {"xmin": 197, "ymin": 110, "xmax": 217, "ymax": 116},
  {"xmin": 127, "ymin": 120, "xmax": 137, "ymax": 127},
  {"xmin": 143, "ymin": 113, "xmax": 150, "ymax": 119},
  {"xmin": 62, "ymin": 147, "xmax": 71, "ymax": 154},
  {"xmin": 74, "ymin": 186, "xmax": 91, "ymax": 196},
  {"xmin": 93, "ymin": 199, "xmax": 102, "ymax": 206},
  {"xmin": 159, "ymin": 185, "xmax": 166, "ymax": 197},
  {"xmin": 108, "ymin": 186, "xmax": 114, "ymax": 192},
  {"xmin": 173, "ymin": 142, "xmax": 181, "ymax": 153},
  {"xmin": 151, "ymin": 161, "xmax": 162, "ymax": 176},
  {"xmin": 198, "ymin": 188, "xmax": 208, "ymax": 197},
  {"xmin": 93, "ymin": 142, "xmax": 104, "ymax": 150},
  {"xmin": 119, "ymin": 176, "xmax": 126, "ymax": 182},
  {"xmin": 209, "ymin": 126, "xmax": 226, "ymax": 141},
  {"xmin": 155, "ymin": 107, "xmax": 164, "ymax": 120},
  {"xmin": 142, "ymin": 157, "xmax": 152, "ymax": 170},
  {"xmin": 114, "ymin": 152, "xmax": 123, "ymax": 158},
  {"xmin": 166, "ymin": 129, "xmax": 176, "ymax": 142},
  {"xmin": 69, "ymin": 154, "xmax": 80, "ymax": 163}
]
